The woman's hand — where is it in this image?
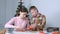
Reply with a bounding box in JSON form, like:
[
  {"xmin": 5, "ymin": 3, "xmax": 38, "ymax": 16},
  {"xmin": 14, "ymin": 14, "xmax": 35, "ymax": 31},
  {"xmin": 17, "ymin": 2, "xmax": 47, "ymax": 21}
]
[
  {"xmin": 39, "ymin": 25, "xmax": 43, "ymax": 30},
  {"xmin": 35, "ymin": 18, "xmax": 40, "ymax": 24}
]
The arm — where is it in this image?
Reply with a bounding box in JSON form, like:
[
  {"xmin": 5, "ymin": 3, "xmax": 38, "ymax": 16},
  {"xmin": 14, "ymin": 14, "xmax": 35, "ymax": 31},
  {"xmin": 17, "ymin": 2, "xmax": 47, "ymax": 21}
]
[
  {"xmin": 5, "ymin": 17, "xmax": 16, "ymax": 28},
  {"xmin": 26, "ymin": 19, "xmax": 30, "ymax": 28},
  {"xmin": 26, "ymin": 19, "xmax": 33, "ymax": 30},
  {"xmin": 40, "ymin": 15, "xmax": 46, "ymax": 28}
]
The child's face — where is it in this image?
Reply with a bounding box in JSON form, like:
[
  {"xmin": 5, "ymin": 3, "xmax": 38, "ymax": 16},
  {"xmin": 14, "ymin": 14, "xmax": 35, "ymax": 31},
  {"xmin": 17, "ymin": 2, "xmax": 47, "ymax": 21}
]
[
  {"xmin": 30, "ymin": 9, "xmax": 38, "ymax": 16},
  {"xmin": 20, "ymin": 12, "xmax": 27, "ymax": 18}
]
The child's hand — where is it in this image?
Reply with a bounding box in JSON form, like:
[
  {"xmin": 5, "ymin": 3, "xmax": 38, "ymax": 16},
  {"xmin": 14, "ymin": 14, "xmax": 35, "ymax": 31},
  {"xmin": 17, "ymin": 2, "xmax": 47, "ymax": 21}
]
[
  {"xmin": 14, "ymin": 26, "xmax": 22, "ymax": 31},
  {"xmin": 14, "ymin": 26, "xmax": 26, "ymax": 31},
  {"xmin": 14, "ymin": 26, "xmax": 20, "ymax": 29},
  {"xmin": 27, "ymin": 26, "xmax": 32, "ymax": 30}
]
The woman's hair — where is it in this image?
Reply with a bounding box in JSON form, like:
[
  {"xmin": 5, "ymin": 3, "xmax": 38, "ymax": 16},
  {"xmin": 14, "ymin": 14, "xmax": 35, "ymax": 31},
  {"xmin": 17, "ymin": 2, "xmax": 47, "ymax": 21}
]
[
  {"xmin": 14, "ymin": 6, "xmax": 28, "ymax": 17},
  {"xmin": 29, "ymin": 6, "xmax": 38, "ymax": 12}
]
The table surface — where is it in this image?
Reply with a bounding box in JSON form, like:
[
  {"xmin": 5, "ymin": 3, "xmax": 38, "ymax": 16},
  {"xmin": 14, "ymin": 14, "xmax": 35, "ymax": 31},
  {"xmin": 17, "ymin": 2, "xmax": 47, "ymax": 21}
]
[
  {"xmin": 5, "ymin": 31, "xmax": 52, "ymax": 34},
  {"xmin": 4, "ymin": 31, "xmax": 60, "ymax": 34},
  {"xmin": 0, "ymin": 29, "xmax": 60, "ymax": 34},
  {"xmin": 5, "ymin": 31, "xmax": 39, "ymax": 34},
  {"xmin": 13, "ymin": 31, "xmax": 39, "ymax": 34}
]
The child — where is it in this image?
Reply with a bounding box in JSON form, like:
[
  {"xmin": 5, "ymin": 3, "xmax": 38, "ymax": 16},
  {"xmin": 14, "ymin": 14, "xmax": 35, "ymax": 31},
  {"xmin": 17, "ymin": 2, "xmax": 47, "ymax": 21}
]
[
  {"xmin": 29, "ymin": 6, "xmax": 46, "ymax": 31},
  {"xmin": 5, "ymin": 6, "xmax": 29, "ymax": 31}
]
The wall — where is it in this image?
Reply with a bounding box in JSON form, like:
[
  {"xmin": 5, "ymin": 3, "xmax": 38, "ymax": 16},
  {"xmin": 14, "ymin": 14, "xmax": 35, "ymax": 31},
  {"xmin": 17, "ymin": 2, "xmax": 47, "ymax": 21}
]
[
  {"xmin": 0, "ymin": 0, "xmax": 19, "ymax": 31},
  {"xmin": 0, "ymin": 0, "xmax": 60, "ymax": 31},
  {"xmin": 0, "ymin": 0, "xmax": 6, "ymax": 31}
]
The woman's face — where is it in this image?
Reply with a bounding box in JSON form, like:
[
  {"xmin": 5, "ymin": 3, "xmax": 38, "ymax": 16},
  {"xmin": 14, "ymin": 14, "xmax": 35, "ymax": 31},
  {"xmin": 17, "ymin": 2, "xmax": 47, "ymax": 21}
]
[
  {"xmin": 30, "ymin": 9, "xmax": 38, "ymax": 16},
  {"xmin": 20, "ymin": 12, "xmax": 27, "ymax": 18}
]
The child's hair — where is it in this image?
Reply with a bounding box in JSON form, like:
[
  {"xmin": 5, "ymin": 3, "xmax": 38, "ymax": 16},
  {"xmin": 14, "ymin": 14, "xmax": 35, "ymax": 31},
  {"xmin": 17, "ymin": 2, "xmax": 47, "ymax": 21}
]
[
  {"xmin": 29, "ymin": 6, "xmax": 38, "ymax": 12},
  {"xmin": 14, "ymin": 6, "xmax": 28, "ymax": 17}
]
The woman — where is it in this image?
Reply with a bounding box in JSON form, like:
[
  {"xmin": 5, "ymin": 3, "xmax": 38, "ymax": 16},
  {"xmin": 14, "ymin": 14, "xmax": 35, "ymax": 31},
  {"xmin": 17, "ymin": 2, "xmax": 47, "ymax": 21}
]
[{"xmin": 29, "ymin": 6, "xmax": 46, "ymax": 31}]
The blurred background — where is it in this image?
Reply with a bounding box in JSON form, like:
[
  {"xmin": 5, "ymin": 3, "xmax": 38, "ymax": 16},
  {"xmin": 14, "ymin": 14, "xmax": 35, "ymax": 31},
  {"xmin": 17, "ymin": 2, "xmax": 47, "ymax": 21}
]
[{"xmin": 0, "ymin": 0, "xmax": 60, "ymax": 31}]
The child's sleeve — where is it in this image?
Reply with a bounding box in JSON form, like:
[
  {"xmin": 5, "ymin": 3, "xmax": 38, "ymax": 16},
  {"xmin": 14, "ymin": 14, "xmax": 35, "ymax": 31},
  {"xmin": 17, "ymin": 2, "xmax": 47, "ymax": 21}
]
[{"xmin": 5, "ymin": 17, "xmax": 16, "ymax": 28}]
